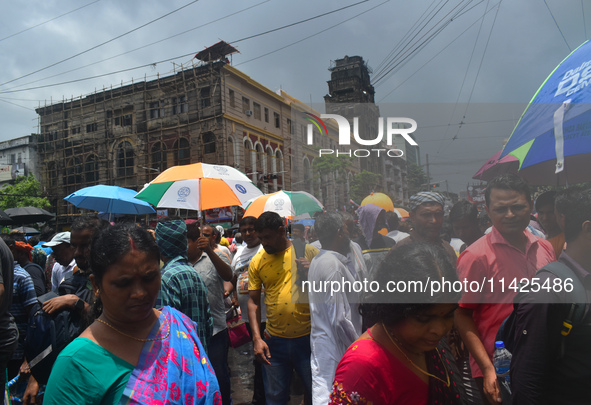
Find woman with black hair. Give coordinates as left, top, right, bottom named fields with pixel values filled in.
left=330, top=243, right=462, bottom=405
left=44, top=223, right=221, bottom=404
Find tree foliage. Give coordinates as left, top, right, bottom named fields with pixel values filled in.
left=0, top=174, right=51, bottom=211
left=312, top=154, right=353, bottom=177
left=350, top=170, right=382, bottom=203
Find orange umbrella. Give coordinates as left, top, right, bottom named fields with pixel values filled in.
left=361, top=192, right=395, bottom=212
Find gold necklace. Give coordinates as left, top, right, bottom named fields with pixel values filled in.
left=381, top=323, right=450, bottom=387
left=96, top=314, right=170, bottom=342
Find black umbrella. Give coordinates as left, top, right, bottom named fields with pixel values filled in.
left=0, top=209, right=13, bottom=225
left=12, top=226, right=41, bottom=236
left=5, top=207, right=55, bottom=225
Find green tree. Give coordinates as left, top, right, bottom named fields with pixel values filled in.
left=312, top=154, right=353, bottom=177
left=0, top=174, right=51, bottom=210
left=350, top=170, right=382, bottom=203
left=407, top=162, right=428, bottom=196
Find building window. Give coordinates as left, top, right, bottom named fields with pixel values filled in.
left=174, top=138, right=190, bottom=166
left=242, top=97, right=250, bottom=112
left=86, top=122, right=98, bottom=132
left=65, top=157, right=83, bottom=194
left=173, top=96, right=188, bottom=114
left=149, top=101, right=164, bottom=119
left=202, top=132, right=216, bottom=154
left=84, top=155, right=99, bottom=184
left=264, top=107, right=269, bottom=123
left=229, top=89, right=235, bottom=107
left=201, top=87, right=211, bottom=108
left=274, top=112, right=280, bottom=128
left=71, top=126, right=81, bottom=135
left=287, top=118, right=294, bottom=134
left=253, top=103, right=261, bottom=120
left=117, top=141, right=134, bottom=177
left=151, top=142, right=167, bottom=173
left=47, top=162, right=58, bottom=188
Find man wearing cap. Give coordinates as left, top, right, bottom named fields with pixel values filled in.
left=43, top=232, right=76, bottom=293
left=394, top=191, right=456, bottom=263
left=155, top=218, right=213, bottom=353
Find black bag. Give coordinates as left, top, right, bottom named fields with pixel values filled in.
left=24, top=292, right=84, bottom=385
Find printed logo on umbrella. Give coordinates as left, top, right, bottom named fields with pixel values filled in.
left=235, top=184, right=247, bottom=194
left=177, top=187, right=191, bottom=202
left=213, top=166, right=229, bottom=175
left=274, top=199, right=285, bottom=210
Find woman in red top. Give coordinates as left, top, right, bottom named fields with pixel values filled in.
left=330, top=243, right=462, bottom=405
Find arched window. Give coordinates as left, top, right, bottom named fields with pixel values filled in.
left=266, top=146, right=273, bottom=175
left=66, top=157, right=83, bottom=194
left=117, top=141, right=134, bottom=177
left=47, top=162, right=58, bottom=188
left=151, top=142, right=167, bottom=172
left=202, top=132, right=216, bottom=155
left=84, top=155, right=99, bottom=184
left=173, top=138, right=190, bottom=166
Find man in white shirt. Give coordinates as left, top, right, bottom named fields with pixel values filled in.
left=308, top=212, right=367, bottom=405
left=42, top=232, right=76, bottom=293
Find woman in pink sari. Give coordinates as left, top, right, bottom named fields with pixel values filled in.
left=330, top=243, right=463, bottom=405
left=44, top=224, right=220, bottom=404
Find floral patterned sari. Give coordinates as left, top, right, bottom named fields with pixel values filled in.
left=119, top=306, right=221, bottom=405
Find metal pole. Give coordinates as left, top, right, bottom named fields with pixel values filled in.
left=426, top=154, right=430, bottom=190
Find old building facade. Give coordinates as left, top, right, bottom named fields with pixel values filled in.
left=35, top=49, right=372, bottom=224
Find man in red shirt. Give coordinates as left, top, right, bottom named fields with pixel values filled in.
left=455, top=174, right=555, bottom=404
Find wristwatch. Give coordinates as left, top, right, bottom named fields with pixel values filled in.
left=74, top=298, right=85, bottom=312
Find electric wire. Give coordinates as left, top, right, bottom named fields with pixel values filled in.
left=376, top=1, right=501, bottom=102
left=372, top=0, right=474, bottom=85
left=0, top=0, right=201, bottom=88
left=439, top=0, right=500, bottom=153
left=3, top=0, right=272, bottom=92
left=544, top=0, right=572, bottom=51
left=0, top=0, right=101, bottom=43
left=231, top=0, right=369, bottom=43
left=1, top=0, right=375, bottom=95
left=373, top=0, right=444, bottom=74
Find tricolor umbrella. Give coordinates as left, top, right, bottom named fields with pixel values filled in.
left=243, top=191, right=324, bottom=219
left=501, top=39, right=591, bottom=186
left=135, top=163, right=263, bottom=211
left=64, top=185, right=156, bottom=219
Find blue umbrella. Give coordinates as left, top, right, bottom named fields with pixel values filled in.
left=294, top=218, right=315, bottom=226
left=501, top=40, right=591, bottom=185
left=64, top=185, right=156, bottom=218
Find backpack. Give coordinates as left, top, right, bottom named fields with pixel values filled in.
left=24, top=293, right=84, bottom=385
left=495, top=261, right=587, bottom=403
left=496, top=261, right=587, bottom=354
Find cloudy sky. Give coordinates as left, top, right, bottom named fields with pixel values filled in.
left=0, top=0, right=586, bottom=192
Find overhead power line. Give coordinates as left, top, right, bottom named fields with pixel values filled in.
left=0, top=1, right=383, bottom=95
left=0, top=0, right=201, bottom=88
left=0, top=0, right=102, bottom=43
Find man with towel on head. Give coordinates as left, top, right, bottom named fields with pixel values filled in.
left=394, top=191, right=457, bottom=263
left=155, top=218, right=213, bottom=353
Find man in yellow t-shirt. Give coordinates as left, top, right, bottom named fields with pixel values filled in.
left=248, top=212, right=319, bottom=405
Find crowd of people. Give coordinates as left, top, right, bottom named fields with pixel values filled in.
left=0, top=172, right=589, bottom=404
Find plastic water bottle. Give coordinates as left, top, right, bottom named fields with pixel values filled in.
left=493, top=341, right=512, bottom=394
